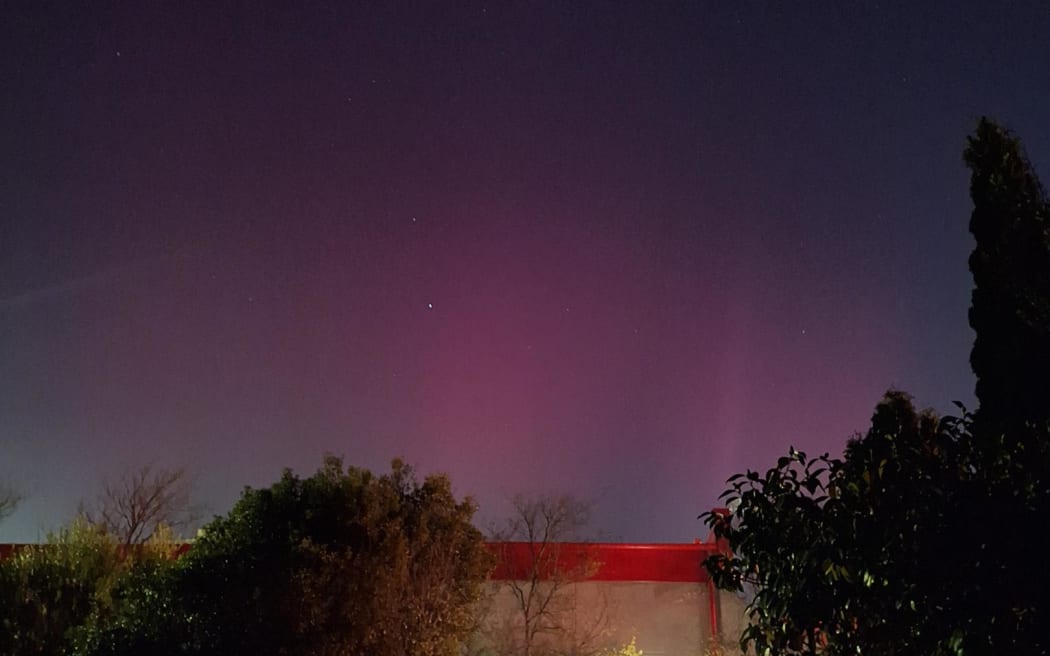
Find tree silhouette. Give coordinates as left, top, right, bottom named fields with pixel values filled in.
left=965, top=117, right=1050, bottom=436
left=81, top=465, right=199, bottom=545
left=0, top=484, right=19, bottom=524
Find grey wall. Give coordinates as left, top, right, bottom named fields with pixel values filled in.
left=469, top=580, right=747, bottom=656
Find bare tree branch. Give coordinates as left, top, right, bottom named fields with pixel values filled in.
left=485, top=494, right=608, bottom=656
left=0, top=483, right=21, bottom=523
left=81, top=464, right=200, bottom=545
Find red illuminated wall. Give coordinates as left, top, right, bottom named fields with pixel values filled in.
left=486, top=541, right=719, bottom=582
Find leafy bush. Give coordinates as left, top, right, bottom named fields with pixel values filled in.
left=0, top=519, right=123, bottom=655
left=605, top=637, right=644, bottom=656
left=3, top=457, right=492, bottom=656
left=175, top=456, right=493, bottom=655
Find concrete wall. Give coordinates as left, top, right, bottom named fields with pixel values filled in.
left=469, top=579, right=747, bottom=656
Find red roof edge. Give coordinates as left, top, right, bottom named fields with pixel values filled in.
left=486, top=541, right=719, bottom=583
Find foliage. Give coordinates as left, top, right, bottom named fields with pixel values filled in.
left=955, top=418, right=1050, bottom=653
left=0, top=519, right=125, bottom=655
left=81, top=464, right=199, bottom=545
left=702, top=393, right=937, bottom=655
left=67, top=553, right=183, bottom=656
left=12, top=457, right=489, bottom=656
left=702, top=442, right=843, bottom=656
left=604, top=637, right=643, bottom=656
left=965, top=117, right=1050, bottom=435
left=0, top=518, right=183, bottom=656
left=701, top=119, right=1050, bottom=656
left=64, top=526, right=185, bottom=656
left=962, top=123, right=1050, bottom=651
left=703, top=389, right=1050, bottom=656
left=111, top=455, right=495, bottom=656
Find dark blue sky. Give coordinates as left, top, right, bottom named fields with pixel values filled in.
left=2, top=1, right=1049, bottom=542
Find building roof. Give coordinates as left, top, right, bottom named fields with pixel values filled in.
left=486, top=541, right=719, bottom=583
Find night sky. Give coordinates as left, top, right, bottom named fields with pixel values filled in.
left=3, top=2, right=1049, bottom=542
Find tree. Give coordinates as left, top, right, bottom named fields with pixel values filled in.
left=0, top=458, right=492, bottom=656
left=965, top=117, right=1050, bottom=436
left=106, top=455, right=493, bottom=656
left=703, top=389, right=1050, bottom=656
left=67, top=544, right=183, bottom=656
left=0, top=483, right=20, bottom=524
left=0, top=519, right=124, bottom=655
left=700, top=120, right=1050, bottom=656
left=702, top=392, right=971, bottom=656
left=0, top=517, right=184, bottom=656
left=482, top=494, right=609, bottom=656
left=81, top=465, right=199, bottom=545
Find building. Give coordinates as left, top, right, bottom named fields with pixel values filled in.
left=0, top=535, right=746, bottom=655
left=475, top=540, right=746, bottom=656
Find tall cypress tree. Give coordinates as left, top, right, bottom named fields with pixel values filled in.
left=964, top=118, right=1050, bottom=436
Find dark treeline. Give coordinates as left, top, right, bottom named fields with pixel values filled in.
left=704, top=118, right=1050, bottom=656
left=0, top=457, right=492, bottom=656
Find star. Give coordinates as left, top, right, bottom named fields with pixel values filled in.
left=427, top=303, right=433, bottom=309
